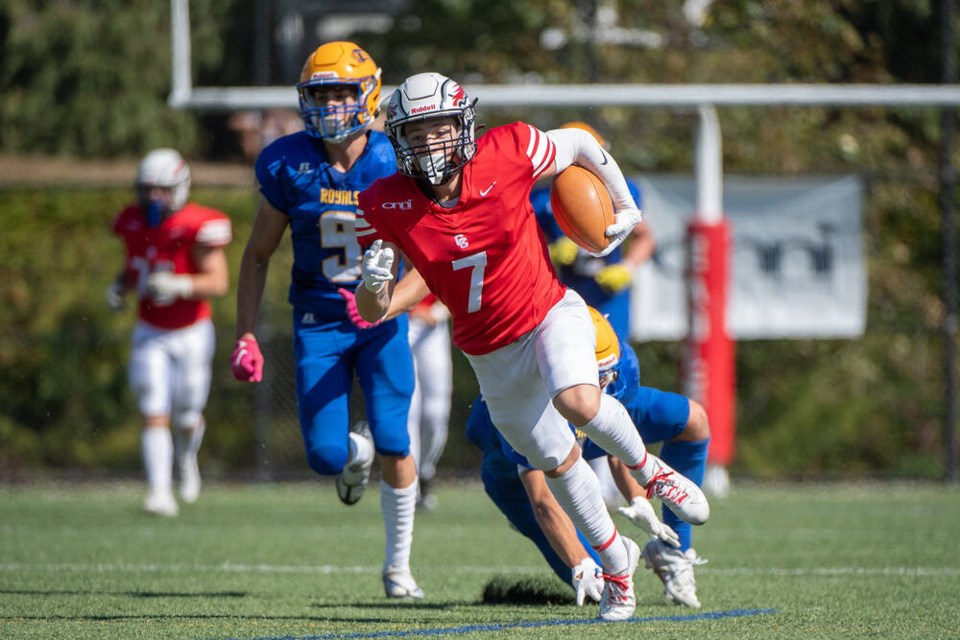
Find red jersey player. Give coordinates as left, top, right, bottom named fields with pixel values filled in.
left=109, top=148, right=232, bottom=517
left=355, top=73, right=709, bottom=621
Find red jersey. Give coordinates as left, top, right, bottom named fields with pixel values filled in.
left=112, top=202, right=232, bottom=330
left=357, top=122, right=565, bottom=355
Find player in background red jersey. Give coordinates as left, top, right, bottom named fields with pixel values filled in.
left=354, top=72, right=709, bottom=621
left=108, top=148, right=232, bottom=517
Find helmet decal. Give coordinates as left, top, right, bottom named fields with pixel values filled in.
left=352, top=47, right=370, bottom=64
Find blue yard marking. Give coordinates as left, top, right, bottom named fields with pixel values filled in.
left=238, top=607, right=777, bottom=640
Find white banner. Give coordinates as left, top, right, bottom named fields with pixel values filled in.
left=631, top=174, right=866, bottom=341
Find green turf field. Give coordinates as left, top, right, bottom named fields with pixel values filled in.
left=1, top=480, right=958, bottom=639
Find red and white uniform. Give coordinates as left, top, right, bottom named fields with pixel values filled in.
left=359, top=123, right=600, bottom=470
left=112, top=203, right=232, bottom=330
left=357, top=123, right=566, bottom=356
left=112, top=203, right=231, bottom=422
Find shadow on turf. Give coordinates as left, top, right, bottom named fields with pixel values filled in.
left=302, top=574, right=575, bottom=612
left=480, top=574, right=576, bottom=606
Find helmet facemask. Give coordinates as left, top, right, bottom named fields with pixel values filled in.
left=298, top=77, right=379, bottom=142
left=598, top=354, right=621, bottom=391
left=137, top=185, right=188, bottom=227
left=395, top=118, right=476, bottom=185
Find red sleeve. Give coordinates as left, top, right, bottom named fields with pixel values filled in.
left=498, top=122, right=557, bottom=182
left=180, top=204, right=232, bottom=247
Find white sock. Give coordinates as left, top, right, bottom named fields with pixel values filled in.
left=348, top=431, right=375, bottom=468
left=544, top=456, right=629, bottom=575
left=380, top=478, right=418, bottom=572
left=580, top=394, right=648, bottom=467
left=142, top=427, right=173, bottom=496
left=173, top=418, right=205, bottom=465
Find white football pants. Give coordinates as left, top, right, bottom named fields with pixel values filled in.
left=407, top=315, right=452, bottom=483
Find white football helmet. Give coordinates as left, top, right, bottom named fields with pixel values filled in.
left=136, top=148, right=190, bottom=226
left=385, top=72, right=477, bottom=185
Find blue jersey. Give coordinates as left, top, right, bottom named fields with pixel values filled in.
left=256, top=130, right=398, bottom=322
left=531, top=179, right=642, bottom=338
left=254, top=130, right=414, bottom=475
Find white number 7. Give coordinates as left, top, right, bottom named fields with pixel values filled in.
left=452, top=251, right=487, bottom=313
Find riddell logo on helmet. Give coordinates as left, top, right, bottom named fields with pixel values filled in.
left=410, top=105, right=438, bottom=114
left=310, top=72, right=338, bottom=80
left=597, top=354, right=618, bottom=370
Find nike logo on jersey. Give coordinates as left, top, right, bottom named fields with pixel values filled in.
left=599, top=151, right=609, bottom=166
left=480, top=181, right=497, bottom=197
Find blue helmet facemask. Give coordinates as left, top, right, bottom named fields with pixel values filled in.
left=145, top=199, right=165, bottom=228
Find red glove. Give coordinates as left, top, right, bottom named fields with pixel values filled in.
left=231, top=337, right=264, bottom=382
left=338, top=288, right=381, bottom=329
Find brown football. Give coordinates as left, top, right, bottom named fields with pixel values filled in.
left=549, top=165, right=615, bottom=253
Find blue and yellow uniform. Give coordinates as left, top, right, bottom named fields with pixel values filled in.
left=256, top=130, right=414, bottom=474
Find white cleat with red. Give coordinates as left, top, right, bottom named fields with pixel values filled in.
left=598, top=536, right=640, bottom=622
left=637, top=455, right=710, bottom=526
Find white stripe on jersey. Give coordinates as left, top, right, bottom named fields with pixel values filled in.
left=354, top=212, right=378, bottom=238
left=196, top=219, right=232, bottom=246
left=525, top=125, right=555, bottom=179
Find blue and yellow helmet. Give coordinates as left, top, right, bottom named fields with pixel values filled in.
left=297, top=41, right=382, bottom=142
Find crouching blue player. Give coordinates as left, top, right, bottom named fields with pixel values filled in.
left=466, top=307, right=710, bottom=608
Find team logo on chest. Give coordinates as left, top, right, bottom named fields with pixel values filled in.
left=454, top=233, right=469, bottom=249
left=382, top=199, right=412, bottom=210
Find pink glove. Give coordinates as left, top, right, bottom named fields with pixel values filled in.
left=231, top=337, right=263, bottom=382
left=338, top=287, right=381, bottom=329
